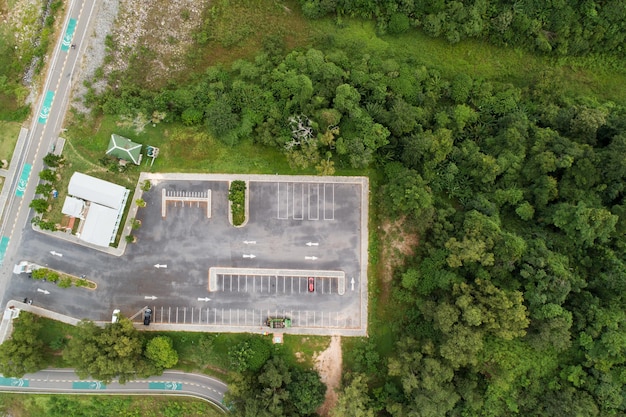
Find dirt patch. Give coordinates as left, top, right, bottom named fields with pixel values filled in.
left=105, top=0, right=204, bottom=87
left=378, top=216, right=419, bottom=301
left=314, top=335, right=342, bottom=417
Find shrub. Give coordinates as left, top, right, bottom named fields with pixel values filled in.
left=47, top=272, right=60, bottom=283
left=388, top=13, right=410, bottom=35
left=58, top=277, right=72, bottom=288
left=229, top=181, right=246, bottom=226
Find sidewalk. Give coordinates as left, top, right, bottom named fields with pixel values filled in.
left=0, top=128, right=29, bottom=224
left=0, top=299, right=81, bottom=344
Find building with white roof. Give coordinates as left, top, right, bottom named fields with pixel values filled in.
left=61, top=173, right=130, bottom=247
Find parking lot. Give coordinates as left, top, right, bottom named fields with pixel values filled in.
left=9, top=174, right=369, bottom=336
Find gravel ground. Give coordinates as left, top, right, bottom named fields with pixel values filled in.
left=71, top=0, right=120, bottom=114
left=71, top=0, right=204, bottom=114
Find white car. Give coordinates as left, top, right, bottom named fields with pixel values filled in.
left=111, top=309, right=120, bottom=323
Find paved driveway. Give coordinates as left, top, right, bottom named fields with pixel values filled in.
left=4, top=174, right=369, bottom=336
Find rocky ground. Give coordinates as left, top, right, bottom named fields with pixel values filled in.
left=72, top=0, right=204, bottom=113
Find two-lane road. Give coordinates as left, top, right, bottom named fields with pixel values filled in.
left=0, top=369, right=228, bottom=411
left=0, top=0, right=97, bottom=295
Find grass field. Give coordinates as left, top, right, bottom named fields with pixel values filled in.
left=0, top=121, right=21, bottom=163
left=318, top=19, right=626, bottom=104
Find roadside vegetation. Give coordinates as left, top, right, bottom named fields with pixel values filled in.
left=0, top=0, right=65, bottom=122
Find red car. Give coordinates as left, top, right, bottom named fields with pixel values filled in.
left=308, top=277, right=315, bottom=292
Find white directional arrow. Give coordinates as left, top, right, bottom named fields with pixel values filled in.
left=305, top=256, right=318, bottom=260
left=37, top=288, right=50, bottom=295
left=198, top=297, right=211, bottom=302
left=49, top=251, right=63, bottom=257
left=144, top=295, right=157, bottom=300
left=243, top=240, right=256, bottom=245
left=243, top=254, right=256, bottom=259
left=306, top=242, right=319, bottom=247
left=154, top=264, right=167, bottom=269
left=351, top=277, right=355, bottom=291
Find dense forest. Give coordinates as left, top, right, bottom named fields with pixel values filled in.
left=297, top=0, right=626, bottom=57
left=92, top=27, right=626, bottom=414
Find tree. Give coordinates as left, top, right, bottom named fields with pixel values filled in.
left=38, top=169, right=56, bottom=183
left=35, top=183, right=53, bottom=196
left=29, top=198, right=49, bottom=214
left=388, top=13, right=410, bottom=35
left=43, top=153, right=64, bottom=167
left=0, top=312, right=45, bottom=377
left=145, top=336, right=178, bottom=370
left=63, top=318, right=147, bottom=383
left=332, top=373, right=375, bottom=417
left=205, top=97, right=240, bottom=140
left=288, top=369, right=326, bottom=415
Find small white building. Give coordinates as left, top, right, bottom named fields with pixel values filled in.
left=61, top=173, right=129, bottom=247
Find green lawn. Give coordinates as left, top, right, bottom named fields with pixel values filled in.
left=0, top=121, right=21, bottom=163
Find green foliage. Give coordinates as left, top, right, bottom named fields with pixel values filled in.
left=38, top=168, right=57, bottom=183
left=63, top=318, right=148, bottom=383
left=226, top=355, right=325, bottom=417
left=387, top=13, right=410, bottom=35
left=229, top=180, right=246, bottom=226
left=58, top=277, right=72, bottom=288
left=29, top=198, right=49, bottom=213
left=228, top=336, right=271, bottom=372
left=140, top=180, right=152, bottom=191
left=0, top=312, right=45, bottom=377
left=35, top=182, right=54, bottom=196
left=145, top=336, right=179, bottom=370
left=43, top=153, right=64, bottom=167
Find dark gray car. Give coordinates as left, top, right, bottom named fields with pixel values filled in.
left=143, top=308, right=152, bottom=325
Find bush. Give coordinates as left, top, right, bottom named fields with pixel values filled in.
left=388, top=13, right=410, bottom=35
left=58, top=277, right=72, bottom=288
left=229, top=180, right=246, bottom=226
left=47, top=272, right=60, bottom=283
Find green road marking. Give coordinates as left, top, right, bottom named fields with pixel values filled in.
left=61, top=18, right=77, bottom=51
left=72, top=381, right=106, bottom=390
left=149, top=382, right=182, bottom=390
left=38, top=91, right=54, bottom=124
left=0, top=377, right=29, bottom=387
left=0, top=236, right=9, bottom=266
left=15, top=163, right=32, bottom=197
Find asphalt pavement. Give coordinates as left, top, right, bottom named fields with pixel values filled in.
left=0, top=368, right=228, bottom=411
